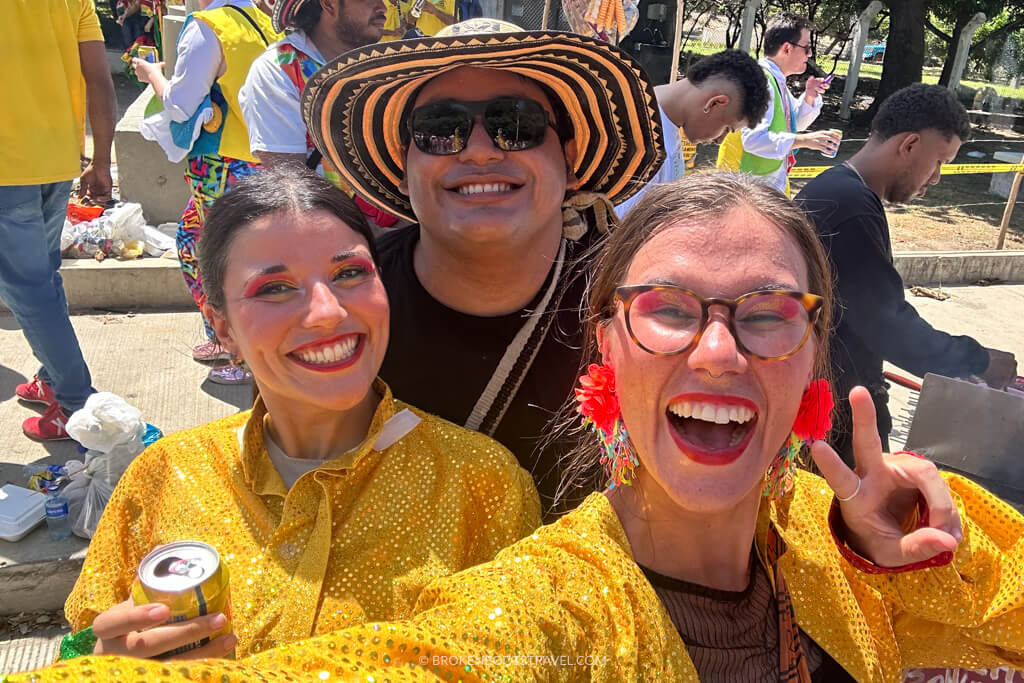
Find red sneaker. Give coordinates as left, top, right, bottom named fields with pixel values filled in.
left=23, top=403, right=72, bottom=442
left=16, top=375, right=56, bottom=407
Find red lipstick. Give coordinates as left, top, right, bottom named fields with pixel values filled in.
left=666, top=393, right=758, bottom=466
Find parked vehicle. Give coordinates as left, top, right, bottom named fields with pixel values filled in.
left=863, top=43, right=885, bottom=62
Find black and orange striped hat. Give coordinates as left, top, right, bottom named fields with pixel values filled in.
left=301, top=19, right=664, bottom=223
left=269, top=0, right=308, bottom=33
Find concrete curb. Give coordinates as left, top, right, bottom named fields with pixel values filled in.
left=894, top=250, right=1024, bottom=285
left=0, top=526, right=89, bottom=616
left=0, top=249, right=1019, bottom=316
left=0, top=258, right=193, bottom=313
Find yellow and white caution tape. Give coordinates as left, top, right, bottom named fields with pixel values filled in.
left=789, top=163, right=1024, bottom=179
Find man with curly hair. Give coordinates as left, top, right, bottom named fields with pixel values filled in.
left=617, top=49, right=770, bottom=216
left=795, top=83, right=1017, bottom=465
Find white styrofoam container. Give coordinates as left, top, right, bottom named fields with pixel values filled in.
left=0, top=484, right=46, bottom=542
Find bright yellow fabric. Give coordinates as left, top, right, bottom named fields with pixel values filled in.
left=62, top=380, right=540, bottom=658
left=0, top=0, right=103, bottom=185
left=191, top=5, right=280, bottom=162
left=715, top=129, right=743, bottom=172
left=25, top=470, right=1024, bottom=682
left=381, top=0, right=456, bottom=41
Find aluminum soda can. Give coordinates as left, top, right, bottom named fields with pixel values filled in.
left=821, top=128, right=842, bottom=159
left=131, top=541, right=233, bottom=657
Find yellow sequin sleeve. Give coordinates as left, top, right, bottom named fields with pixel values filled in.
left=844, top=473, right=1024, bottom=671
left=62, top=432, right=224, bottom=632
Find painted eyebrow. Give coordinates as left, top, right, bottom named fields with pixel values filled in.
left=249, top=251, right=364, bottom=276
left=332, top=250, right=364, bottom=263
left=641, top=277, right=796, bottom=292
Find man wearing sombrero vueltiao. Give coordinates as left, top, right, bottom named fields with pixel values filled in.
left=298, top=18, right=664, bottom=519
left=239, top=0, right=400, bottom=228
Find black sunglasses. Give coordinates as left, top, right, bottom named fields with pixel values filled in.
left=406, top=97, right=559, bottom=155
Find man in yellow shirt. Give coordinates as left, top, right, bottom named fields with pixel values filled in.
left=381, top=0, right=455, bottom=39
left=0, top=0, right=116, bottom=441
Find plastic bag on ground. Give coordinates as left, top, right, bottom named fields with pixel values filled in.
left=62, top=217, right=114, bottom=259
left=105, top=202, right=147, bottom=243
left=66, top=392, right=143, bottom=453
left=64, top=394, right=164, bottom=538
left=143, top=224, right=176, bottom=256
left=71, top=478, right=114, bottom=539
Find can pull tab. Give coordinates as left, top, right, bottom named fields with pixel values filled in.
left=373, top=409, right=422, bottom=451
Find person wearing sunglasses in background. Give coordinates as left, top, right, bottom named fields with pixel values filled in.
left=616, top=49, right=771, bottom=217
left=299, top=18, right=663, bottom=518
left=716, top=12, right=838, bottom=196
left=238, top=0, right=401, bottom=230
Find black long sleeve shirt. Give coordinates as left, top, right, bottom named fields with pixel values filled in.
left=794, top=165, right=989, bottom=402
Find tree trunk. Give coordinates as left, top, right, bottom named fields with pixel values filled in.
left=862, top=0, right=926, bottom=123
left=938, top=20, right=964, bottom=85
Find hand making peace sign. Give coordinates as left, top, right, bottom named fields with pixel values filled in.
left=810, top=386, right=963, bottom=568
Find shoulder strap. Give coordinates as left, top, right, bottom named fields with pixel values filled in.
left=224, top=4, right=270, bottom=46
left=306, top=149, right=322, bottom=170
left=465, top=238, right=567, bottom=436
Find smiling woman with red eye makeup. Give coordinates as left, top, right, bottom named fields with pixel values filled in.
left=53, top=167, right=539, bottom=664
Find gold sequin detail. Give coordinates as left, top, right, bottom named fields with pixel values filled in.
left=61, top=379, right=539, bottom=659
left=18, top=471, right=1024, bottom=682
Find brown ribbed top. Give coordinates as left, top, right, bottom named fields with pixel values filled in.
left=641, top=557, right=826, bottom=683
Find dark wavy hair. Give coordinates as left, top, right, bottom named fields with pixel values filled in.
left=291, top=0, right=323, bottom=34
left=687, top=49, right=771, bottom=128
left=199, top=166, right=378, bottom=313
left=763, top=11, right=813, bottom=56
left=872, top=83, right=972, bottom=142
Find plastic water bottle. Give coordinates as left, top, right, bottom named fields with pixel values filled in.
left=45, top=491, right=72, bottom=540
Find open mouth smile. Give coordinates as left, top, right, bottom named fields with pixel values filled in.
left=288, top=334, right=363, bottom=372
left=666, top=393, right=758, bottom=465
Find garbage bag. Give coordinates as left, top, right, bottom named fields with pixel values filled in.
left=71, top=477, right=115, bottom=539
left=105, top=202, right=148, bottom=243
left=66, top=392, right=143, bottom=454
left=62, top=217, right=115, bottom=259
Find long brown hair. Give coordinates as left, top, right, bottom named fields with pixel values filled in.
left=553, top=171, right=835, bottom=505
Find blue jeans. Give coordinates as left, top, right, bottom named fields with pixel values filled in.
left=0, top=182, right=93, bottom=412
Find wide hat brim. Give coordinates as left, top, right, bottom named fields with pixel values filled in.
left=270, top=0, right=307, bottom=33
left=302, top=29, right=664, bottom=223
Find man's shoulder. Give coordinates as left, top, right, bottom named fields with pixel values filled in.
left=795, top=166, right=882, bottom=229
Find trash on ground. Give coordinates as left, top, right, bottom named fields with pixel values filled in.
left=909, top=285, right=951, bottom=301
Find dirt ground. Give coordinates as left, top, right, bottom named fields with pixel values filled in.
left=692, top=89, right=1024, bottom=252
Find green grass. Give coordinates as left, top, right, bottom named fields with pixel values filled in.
left=678, top=40, right=1024, bottom=99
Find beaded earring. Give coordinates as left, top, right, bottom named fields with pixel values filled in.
left=763, top=379, right=834, bottom=500
left=575, top=363, right=639, bottom=489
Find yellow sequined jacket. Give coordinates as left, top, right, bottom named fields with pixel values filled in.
left=62, top=380, right=540, bottom=658
left=21, top=470, right=1024, bottom=682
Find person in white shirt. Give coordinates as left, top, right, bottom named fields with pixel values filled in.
left=717, top=12, right=839, bottom=195
left=238, top=0, right=398, bottom=228
left=131, top=0, right=278, bottom=384
left=616, top=50, right=770, bottom=218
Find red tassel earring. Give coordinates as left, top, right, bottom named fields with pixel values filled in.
left=763, top=379, right=834, bottom=500
left=575, top=363, right=638, bottom=489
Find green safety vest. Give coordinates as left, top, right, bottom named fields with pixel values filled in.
left=738, top=70, right=795, bottom=175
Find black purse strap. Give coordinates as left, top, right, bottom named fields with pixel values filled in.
left=224, top=4, right=270, bottom=46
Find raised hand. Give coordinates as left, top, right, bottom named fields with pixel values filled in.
left=810, top=386, right=962, bottom=568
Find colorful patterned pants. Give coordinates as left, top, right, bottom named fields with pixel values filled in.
left=177, top=154, right=260, bottom=340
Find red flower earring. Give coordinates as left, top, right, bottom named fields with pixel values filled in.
left=764, top=379, right=834, bottom=500
left=575, top=363, right=638, bottom=489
